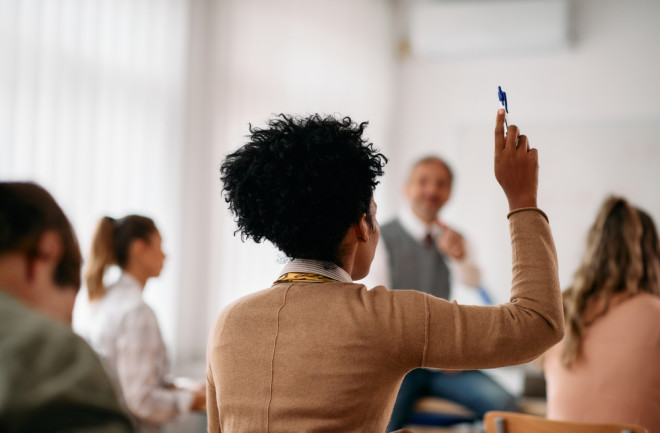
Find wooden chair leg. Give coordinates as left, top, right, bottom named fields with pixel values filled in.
left=495, top=417, right=506, bottom=433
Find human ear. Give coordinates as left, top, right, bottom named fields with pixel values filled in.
left=356, top=213, right=370, bottom=243
left=25, top=231, right=63, bottom=283
left=36, top=231, right=63, bottom=269
left=129, top=238, right=148, bottom=257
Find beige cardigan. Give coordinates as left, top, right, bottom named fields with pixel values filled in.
left=207, top=209, right=564, bottom=432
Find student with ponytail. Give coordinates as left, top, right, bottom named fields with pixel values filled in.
left=78, top=214, right=205, bottom=433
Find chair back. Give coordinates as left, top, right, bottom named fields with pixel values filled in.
left=483, top=411, right=647, bottom=433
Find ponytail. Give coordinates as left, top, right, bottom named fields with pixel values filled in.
left=84, top=214, right=158, bottom=301
left=85, top=216, right=116, bottom=301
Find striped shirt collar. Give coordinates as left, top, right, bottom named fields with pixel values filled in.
left=279, top=258, right=353, bottom=283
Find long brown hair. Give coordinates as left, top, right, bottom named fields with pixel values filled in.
left=561, top=197, right=660, bottom=367
left=85, top=215, right=157, bottom=301
left=638, top=208, right=660, bottom=294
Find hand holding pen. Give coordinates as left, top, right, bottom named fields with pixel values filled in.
left=494, top=108, right=538, bottom=212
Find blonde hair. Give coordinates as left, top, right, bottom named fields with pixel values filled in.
left=561, top=196, right=660, bottom=367
left=85, top=215, right=157, bottom=301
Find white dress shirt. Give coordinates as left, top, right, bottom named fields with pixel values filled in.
left=362, top=205, right=481, bottom=293
left=78, top=273, right=192, bottom=433
left=279, top=258, right=353, bottom=282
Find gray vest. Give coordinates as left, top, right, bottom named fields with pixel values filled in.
left=380, top=219, right=451, bottom=299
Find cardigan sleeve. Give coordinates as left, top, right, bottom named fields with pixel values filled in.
left=206, top=314, right=223, bottom=433
left=206, top=363, right=221, bottom=433
left=416, top=209, right=564, bottom=369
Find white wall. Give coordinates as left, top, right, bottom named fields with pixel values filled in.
left=173, top=0, right=397, bottom=366
left=387, top=0, right=660, bottom=303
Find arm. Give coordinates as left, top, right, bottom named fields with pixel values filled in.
left=410, top=110, right=563, bottom=369
left=422, top=209, right=563, bottom=369
left=206, top=364, right=221, bottom=432
left=115, top=305, right=194, bottom=424
left=206, top=324, right=222, bottom=433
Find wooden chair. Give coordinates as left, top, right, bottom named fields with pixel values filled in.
left=484, top=411, right=648, bottom=433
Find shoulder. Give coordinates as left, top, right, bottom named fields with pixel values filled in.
left=0, top=293, right=78, bottom=355
left=0, top=294, right=109, bottom=391
left=631, top=291, right=660, bottom=305
left=618, top=293, right=660, bottom=318
left=211, top=284, right=432, bottom=331
left=91, top=283, right=158, bottom=336
left=210, top=287, right=275, bottom=337
left=95, top=278, right=144, bottom=313
left=118, top=299, right=159, bottom=333
left=0, top=294, right=131, bottom=431
left=351, top=284, right=434, bottom=322
left=587, top=293, right=660, bottom=345
left=214, top=286, right=283, bottom=320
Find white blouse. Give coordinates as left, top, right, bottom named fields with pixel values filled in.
left=77, top=273, right=192, bottom=433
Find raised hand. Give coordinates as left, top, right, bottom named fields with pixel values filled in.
left=494, top=109, right=538, bottom=211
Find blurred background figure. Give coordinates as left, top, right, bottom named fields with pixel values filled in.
left=542, top=196, right=660, bottom=433
left=0, top=181, right=133, bottom=432
left=75, top=215, right=205, bottom=433
left=362, top=156, right=516, bottom=431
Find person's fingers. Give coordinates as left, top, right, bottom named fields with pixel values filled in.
left=494, top=109, right=506, bottom=152
left=529, top=147, right=539, bottom=162
left=517, top=135, right=528, bottom=152
left=505, top=125, right=519, bottom=150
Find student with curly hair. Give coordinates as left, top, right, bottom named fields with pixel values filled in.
left=543, top=197, right=660, bottom=432
left=0, top=182, right=133, bottom=432
left=207, top=110, right=564, bottom=432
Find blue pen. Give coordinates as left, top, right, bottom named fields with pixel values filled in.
left=498, top=86, right=509, bottom=132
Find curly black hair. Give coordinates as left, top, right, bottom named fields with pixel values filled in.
left=220, top=114, right=387, bottom=265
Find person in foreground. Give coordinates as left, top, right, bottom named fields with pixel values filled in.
left=207, top=109, right=564, bottom=432
left=77, top=215, right=205, bottom=433
left=542, top=197, right=660, bottom=433
left=0, top=182, right=133, bottom=432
